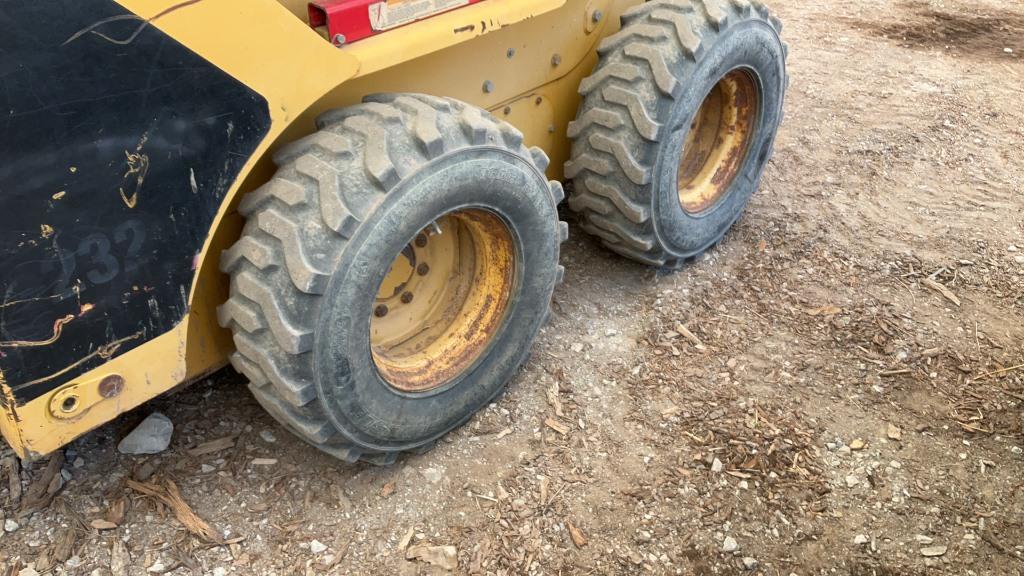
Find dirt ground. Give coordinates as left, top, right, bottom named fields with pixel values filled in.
left=1, top=0, right=1022, bottom=574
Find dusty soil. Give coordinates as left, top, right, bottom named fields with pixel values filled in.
left=1, top=0, right=1023, bottom=574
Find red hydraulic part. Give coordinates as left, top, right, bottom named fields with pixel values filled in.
left=309, top=0, right=487, bottom=46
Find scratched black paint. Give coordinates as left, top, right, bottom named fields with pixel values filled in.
left=0, top=1, right=270, bottom=402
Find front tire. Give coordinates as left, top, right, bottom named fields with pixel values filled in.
left=566, top=0, right=787, bottom=267
left=219, top=94, right=566, bottom=464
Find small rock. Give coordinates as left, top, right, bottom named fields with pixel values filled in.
left=849, top=438, right=866, bottom=451
left=570, top=342, right=585, bottom=353
left=741, top=557, right=758, bottom=570
left=211, top=569, right=227, bottom=576
left=422, top=467, right=444, bottom=484
left=73, top=457, right=85, bottom=469
left=886, top=423, right=902, bottom=441
left=1009, top=244, right=1019, bottom=252
left=259, top=430, right=277, bottom=443
left=636, top=530, right=653, bottom=543
left=201, top=464, right=216, bottom=473
left=711, top=458, right=724, bottom=473
left=1005, top=47, right=1014, bottom=54
left=17, top=568, right=39, bottom=576
left=4, top=519, right=19, bottom=532
left=309, top=540, right=328, bottom=554
left=921, top=545, right=947, bottom=557
left=915, top=535, right=934, bottom=544
left=838, top=445, right=852, bottom=456
left=1012, top=446, right=1023, bottom=455
left=118, top=413, right=173, bottom=455
left=1015, top=255, right=1024, bottom=264
left=147, top=560, right=167, bottom=573
left=845, top=475, right=860, bottom=488
left=854, top=534, right=870, bottom=545
left=722, top=536, right=739, bottom=552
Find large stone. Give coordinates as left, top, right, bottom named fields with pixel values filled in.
left=118, top=413, right=173, bottom=455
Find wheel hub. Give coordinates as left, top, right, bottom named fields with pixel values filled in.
left=677, top=69, right=760, bottom=213
left=370, top=209, right=516, bottom=393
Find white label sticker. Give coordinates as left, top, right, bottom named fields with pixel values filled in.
left=368, top=0, right=471, bottom=31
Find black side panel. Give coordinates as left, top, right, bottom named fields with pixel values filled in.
left=0, top=1, right=271, bottom=403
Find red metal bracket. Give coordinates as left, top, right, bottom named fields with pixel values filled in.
left=309, top=0, right=485, bottom=46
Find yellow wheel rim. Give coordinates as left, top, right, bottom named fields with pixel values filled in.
left=370, top=209, right=516, bottom=393
left=677, top=69, right=760, bottom=213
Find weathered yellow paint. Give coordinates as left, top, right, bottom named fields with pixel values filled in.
left=371, top=210, right=516, bottom=392
left=1, top=0, right=639, bottom=458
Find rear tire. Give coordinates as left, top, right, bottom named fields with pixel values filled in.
left=566, top=0, right=787, bottom=267
left=219, top=94, right=566, bottom=464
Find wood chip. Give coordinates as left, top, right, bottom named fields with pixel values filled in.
left=546, top=381, right=564, bottom=417
left=109, top=539, right=130, bottom=576
left=51, top=528, right=76, bottom=563
left=806, top=305, right=842, bottom=316
left=127, top=478, right=222, bottom=543
left=849, top=439, right=866, bottom=451
left=380, top=481, right=396, bottom=498
left=187, top=436, right=236, bottom=457
left=251, top=458, right=277, bottom=466
left=406, top=544, right=458, bottom=571
left=539, top=476, right=550, bottom=507
left=675, top=323, right=704, bottom=347
left=19, top=451, right=64, bottom=514
left=105, top=496, right=127, bottom=526
left=90, top=519, right=118, bottom=531
left=397, top=526, right=415, bottom=553
left=568, top=521, right=588, bottom=548
left=922, top=278, right=960, bottom=307
left=544, top=418, right=570, bottom=436
left=3, top=456, right=21, bottom=507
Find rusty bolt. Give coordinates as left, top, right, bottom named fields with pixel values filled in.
left=417, top=263, right=430, bottom=276
left=401, top=292, right=414, bottom=304
left=98, top=374, right=125, bottom=398
left=374, top=305, right=389, bottom=318
left=415, top=233, right=428, bottom=248
left=503, top=106, right=512, bottom=116
left=535, top=96, right=543, bottom=105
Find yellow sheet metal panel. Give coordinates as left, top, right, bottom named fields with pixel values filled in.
left=2, top=0, right=639, bottom=458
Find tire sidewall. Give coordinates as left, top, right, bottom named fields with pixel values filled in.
left=314, top=147, right=558, bottom=451
left=653, top=19, right=786, bottom=257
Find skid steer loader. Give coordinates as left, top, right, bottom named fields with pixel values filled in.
left=0, top=0, right=786, bottom=463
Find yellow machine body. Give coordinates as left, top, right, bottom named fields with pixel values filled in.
left=0, top=0, right=638, bottom=458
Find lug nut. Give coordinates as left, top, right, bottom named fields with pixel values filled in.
left=374, top=305, right=389, bottom=318
left=417, top=263, right=430, bottom=276
left=401, top=292, right=414, bottom=304
left=415, top=233, right=428, bottom=248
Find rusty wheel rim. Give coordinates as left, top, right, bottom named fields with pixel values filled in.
left=677, top=69, right=760, bottom=213
left=370, top=209, right=516, bottom=393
